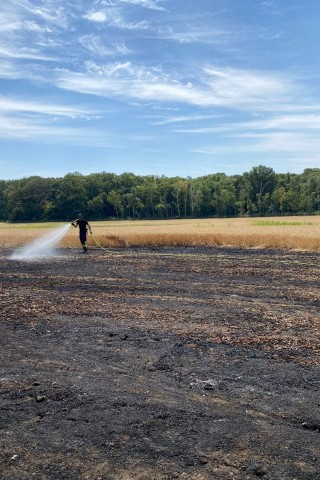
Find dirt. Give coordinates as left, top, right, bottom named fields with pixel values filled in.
left=0, top=245, right=319, bottom=480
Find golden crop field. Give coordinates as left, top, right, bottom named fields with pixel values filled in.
left=1, top=216, right=320, bottom=251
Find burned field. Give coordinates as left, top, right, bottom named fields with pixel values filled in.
left=0, top=246, right=319, bottom=480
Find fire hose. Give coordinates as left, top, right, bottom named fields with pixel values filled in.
left=89, top=231, right=113, bottom=252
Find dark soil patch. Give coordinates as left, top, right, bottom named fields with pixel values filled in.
left=0, top=246, right=319, bottom=479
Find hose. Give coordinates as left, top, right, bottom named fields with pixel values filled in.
left=89, top=231, right=113, bottom=252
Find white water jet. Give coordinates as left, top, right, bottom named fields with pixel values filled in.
left=10, top=224, right=71, bottom=261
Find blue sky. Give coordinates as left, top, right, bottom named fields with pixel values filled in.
left=1, top=0, right=320, bottom=180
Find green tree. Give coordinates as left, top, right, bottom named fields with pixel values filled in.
left=299, top=169, right=320, bottom=213
left=107, top=190, right=124, bottom=218
left=245, top=165, right=276, bottom=215
left=6, top=176, right=55, bottom=221
left=124, top=191, right=144, bottom=218
left=271, top=186, right=287, bottom=214
left=50, top=173, right=88, bottom=220
left=87, top=194, right=106, bottom=218
left=3, top=166, right=320, bottom=222
left=0, top=180, right=9, bottom=220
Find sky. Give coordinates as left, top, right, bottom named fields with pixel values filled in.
left=1, top=0, right=320, bottom=180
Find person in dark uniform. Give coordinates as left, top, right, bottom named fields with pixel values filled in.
left=71, top=213, right=92, bottom=252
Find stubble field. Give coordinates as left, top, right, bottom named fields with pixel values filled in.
left=0, top=218, right=319, bottom=479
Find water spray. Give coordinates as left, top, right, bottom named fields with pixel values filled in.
left=10, top=224, right=71, bottom=261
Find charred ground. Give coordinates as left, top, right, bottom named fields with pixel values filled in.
left=0, top=246, right=319, bottom=479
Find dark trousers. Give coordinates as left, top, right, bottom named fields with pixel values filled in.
left=79, top=232, right=87, bottom=246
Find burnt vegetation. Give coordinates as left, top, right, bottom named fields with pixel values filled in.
left=0, top=245, right=319, bottom=479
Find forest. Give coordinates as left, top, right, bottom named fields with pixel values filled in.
left=1, top=165, right=320, bottom=222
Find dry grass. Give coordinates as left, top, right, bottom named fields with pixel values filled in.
left=79, top=216, right=320, bottom=251
left=1, top=216, right=320, bottom=251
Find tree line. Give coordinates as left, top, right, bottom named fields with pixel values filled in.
left=1, top=165, right=320, bottom=222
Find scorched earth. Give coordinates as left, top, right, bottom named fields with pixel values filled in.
left=0, top=246, right=319, bottom=479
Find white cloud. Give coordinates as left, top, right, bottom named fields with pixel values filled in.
left=83, top=8, right=149, bottom=29
left=237, top=132, right=320, bottom=155
left=0, top=19, right=47, bottom=34
left=0, top=60, right=21, bottom=79
left=55, top=62, right=296, bottom=113
left=0, top=115, right=68, bottom=139
left=0, top=0, right=319, bottom=176
left=119, top=0, right=166, bottom=11
left=151, top=114, right=219, bottom=125
left=0, top=96, right=118, bottom=147
left=203, top=66, right=290, bottom=107
left=157, top=26, right=230, bottom=45
left=83, top=11, right=108, bottom=23
left=0, top=114, right=118, bottom=147
left=1, top=0, right=70, bottom=30
left=177, top=113, right=320, bottom=135
left=0, top=45, right=56, bottom=61
left=0, top=96, right=99, bottom=119
left=56, top=65, right=213, bottom=105
left=192, top=131, right=320, bottom=167
left=79, top=35, right=132, bottom=56
left=261, top=1, right=275, bottom=6
left=0, top=1, right=71, bottom=67
left=240, top=114, right=320, bottom=131
left=94, top=0, right=166, bottom=8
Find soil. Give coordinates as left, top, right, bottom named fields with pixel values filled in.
left=0, top=245, right=319, bottom=480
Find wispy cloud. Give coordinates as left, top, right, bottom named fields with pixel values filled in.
left=203, top=66, right=291, bottom=108
left=234, top=132, right=320, bottom=152
left=0, top=108, right=121, bottom=148
left=0, top=59, right=53, bottom=82
left=0, top=115, right=74, bottom=140
left=192, top=130, right=320, bottom=169
left=56, top=65, right=209, bottom=105
left=235, top=114, right=320, bottom=133
left=176, top=113, right=320, bottom=135
left=0, top=1, right=71, bottom=32
left=83, top=8, right=149, bottom=29
left=0, top=114, right=120, bottom=147
left=55, top=62, right=296, bottom=113
left=0, top=19, right=46, bottom=34
left=0, top=96, right=99, bottom=118
left=83, top=10, right=108, bottom=23
left=79, top=35, right=132, bottom=57
left=151, top=114, right=219, bottom=125
left=119, top=0, right=166, bottom=10
left=0, top=94, right=111, bottom=144
left=0, top=0, right=319, bottom=177
left=0, top=45, right=57, bottom=61
left=93, top=0, right=166, bottom=9
left=157, top=25, right=230, bottom=45
left=0, top=1, right=70, bottom=65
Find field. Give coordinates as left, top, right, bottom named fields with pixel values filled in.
left=0, top=218, right=319, bottom=479
left=1, top=215, right=320, bottom=250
